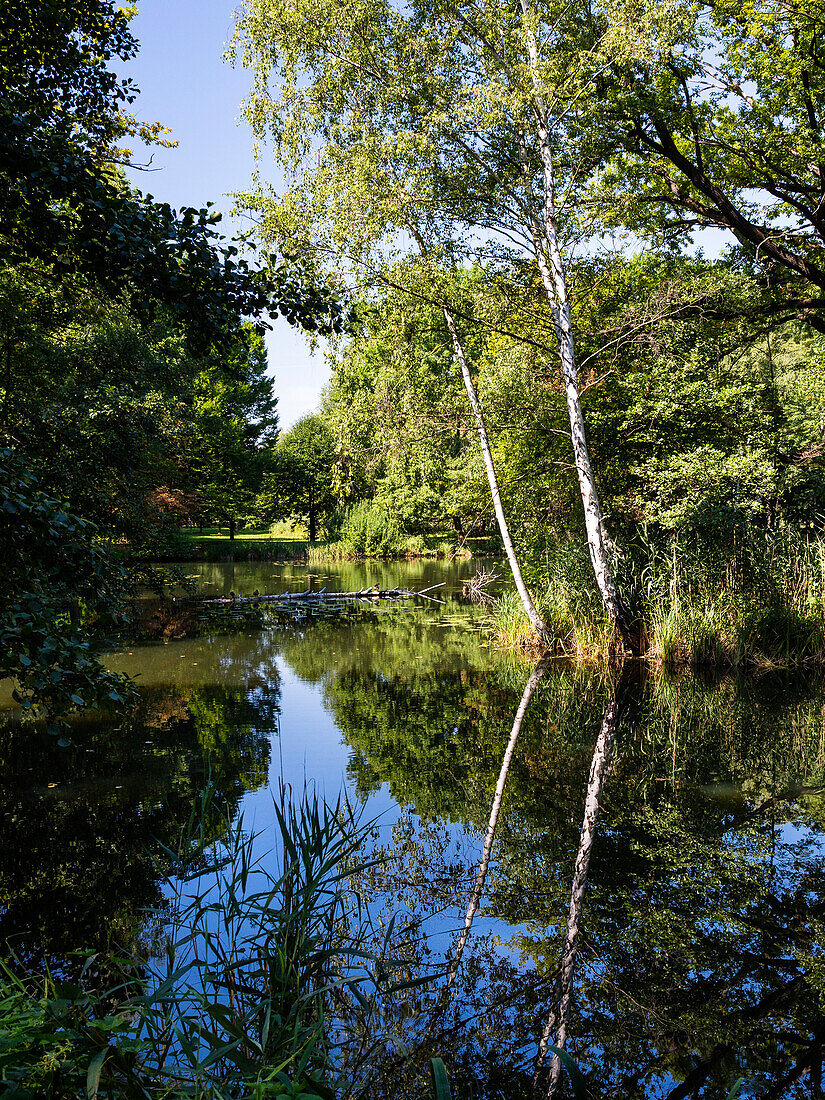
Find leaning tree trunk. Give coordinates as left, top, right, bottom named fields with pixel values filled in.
left=444, top=310, right=551, bottom=645
left=518, top=0, right=633, bottom=653
left=308, top=486, right=316, bottom=543
left=446, top=659, right=548, bottom=991
left=534, top=674, right=630, bottom=1097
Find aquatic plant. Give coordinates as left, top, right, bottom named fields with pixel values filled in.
left=0, top=786, right=425, bottom=1098
left=492, top=523, right=825, bottom=668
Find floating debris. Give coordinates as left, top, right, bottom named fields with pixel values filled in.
left=199, top=582, right=446, bottom=610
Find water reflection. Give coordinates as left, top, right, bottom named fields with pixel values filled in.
left=338, top=662, right=825, bottom=1098
left=448, top=661, right=549, bottom=992
left=0, top=676, right=277, bottom=972
left=167, top=556, right=494, bottom=600
left=536, top=671, right=630, bottom=1097
left=2, top=561, right=825, bottom=1096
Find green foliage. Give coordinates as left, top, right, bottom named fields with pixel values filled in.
left=323, top=271, right=489, bottom=538
left=256, top=416, right=339, bottom=542
left=0, top=0, right=346, bottom=590
left=0, top=449, right=135, bottom=736
left=337, top=500, right=404, bottom=558
left=429, top=1058, right=452, bottom=1100
left=0, top=788, right=421, bottom=1099
left=0, top=953, right=148, bottom=1100
left=321, top=251, right=825, bottom=571
left=180, top=325, right=280, bottom=536
left=0, top=2, right=344, bottom=349
left=589, top=0, right=825, bottom=329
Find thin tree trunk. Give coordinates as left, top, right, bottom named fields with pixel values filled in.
left=534, top=676, right=629, bottom=1097
left=308, top=486, right=316, bottom=542
left=518, top=0, right=632, bottom=652
left=444, top=309, right=551, bottom=645
left=447, top=659, right=548, bottom=991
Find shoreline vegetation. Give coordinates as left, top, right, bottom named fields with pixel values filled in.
left=154, top=525, right=480, bottom=564
left=132, top=518, right=825, bottom=673
left=490, top=526, right=825, bottom=672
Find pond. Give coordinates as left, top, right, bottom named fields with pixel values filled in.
left=1, top=558, right=824, bottom=1097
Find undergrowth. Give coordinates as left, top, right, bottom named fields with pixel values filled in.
left=492, top=524, right=825, bottom=669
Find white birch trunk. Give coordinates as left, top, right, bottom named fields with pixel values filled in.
left=534, top=684, right=626, bottom=1096
left=518, top=0, right=631, bottom=651
left=446, top=659, right=548, bottom=991
left=444, top=309, right=551, bottom=644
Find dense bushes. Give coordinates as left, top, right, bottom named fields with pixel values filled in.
left=334, top=500, right=406, bottom=558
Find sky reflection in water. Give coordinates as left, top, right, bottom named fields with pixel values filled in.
left=1, top=558, right=824, bottom=1098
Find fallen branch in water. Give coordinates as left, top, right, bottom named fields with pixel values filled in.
left=462, top=566, right=501, bottom=604
left=198, top=582, right=447, bottom=608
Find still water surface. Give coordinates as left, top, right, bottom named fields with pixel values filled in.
left=2, top=558, right=825, bottom=1097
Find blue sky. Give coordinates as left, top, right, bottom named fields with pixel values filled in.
left=121, top=0, right=329, bottom=429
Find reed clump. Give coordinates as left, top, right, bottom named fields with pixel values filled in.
left=491, top=541, right=614, bottom=662
left=492, top=524, right=825, bottom=670
left=0, top=787, right=422, bottom=1099
left=645, top=525, right=825, bottom=670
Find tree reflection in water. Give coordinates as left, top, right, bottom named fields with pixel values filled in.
left=331, top=656, right=825, bottom=1099
left=5, top=593, right=825, bottom=1097
left=447, top=660, right=549, bottom=994
left=536, top=673, right=630, bottom=1097
left=0, top=673, right=277, bottom=975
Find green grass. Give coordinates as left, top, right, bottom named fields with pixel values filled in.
left=164, top=526, right=482, bottom=563
left=166, top=527, right=310, bottom=562
left=491, top=526, right=825, bottom=669
left=183, top=528, right=286, bottom=543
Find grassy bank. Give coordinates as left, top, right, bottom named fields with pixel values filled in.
left=153, top=526, right=486, bottom=563
left=307, top=533, right=473, bottom=563
left=152, top=526, right=310, bottom=562
left=491, top=527, right=825, bottom=670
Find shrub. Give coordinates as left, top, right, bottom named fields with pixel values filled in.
left=339, top=500, right=405, bottom=557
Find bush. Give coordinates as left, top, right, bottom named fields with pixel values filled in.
left=339, top=500, right=405, bottom=557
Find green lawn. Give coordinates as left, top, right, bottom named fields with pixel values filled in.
left=173, top=527, right=310, bottom=561
left=169, top=526, right=496, bottom=562
left=181, top=525, right=306, bottom=543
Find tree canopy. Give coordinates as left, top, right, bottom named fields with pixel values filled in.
left=0, top=1, right=347, bottom=722
left=256, top=415, right=339, bottom=541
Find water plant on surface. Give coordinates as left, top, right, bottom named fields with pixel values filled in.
left=0, top=787, right=427, bottom=1099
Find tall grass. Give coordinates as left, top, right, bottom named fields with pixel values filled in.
left=491, top=535, right=614, bottom=660
left=643, top=524, right=825, bottom=670
left=0, top=787, right=424, bottom=1098
left=492, top=524, right=825, bottom=669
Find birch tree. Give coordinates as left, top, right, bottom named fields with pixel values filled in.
left=231, top=0, right=640, bottom=648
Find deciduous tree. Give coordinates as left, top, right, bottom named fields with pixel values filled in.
left=232, top=0, right=638, bottom=646
left=256, top=415, right=338, bottom=542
